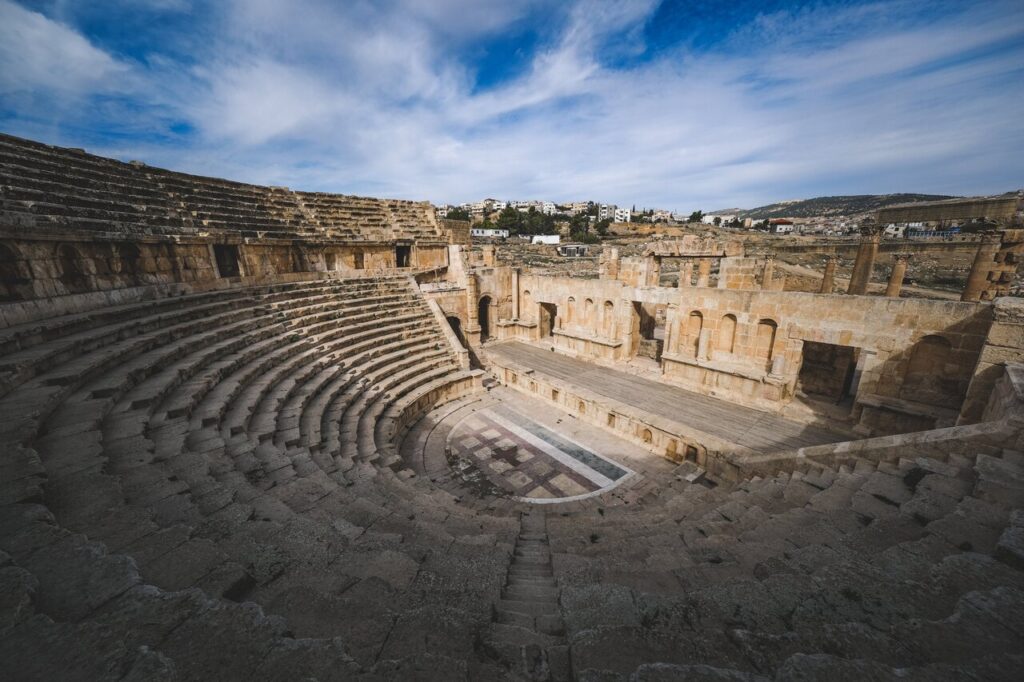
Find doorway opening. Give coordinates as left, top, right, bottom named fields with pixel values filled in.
left=446, top=316, right=465, bottom=346
left=395, top=245, right=412, bottom=268
left=540, top=302, right=558, bottom=337
left=213, top=244, right=241, bottom=278
left=478, top=295, right=492, bottom=341
left=633, top=302, right=665, bottom=361
left=797, top=341, right=859, bottom=404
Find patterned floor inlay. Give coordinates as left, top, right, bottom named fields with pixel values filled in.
left=447, top=405, right=632, bottom=502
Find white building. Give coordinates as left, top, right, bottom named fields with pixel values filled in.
left=702, top=214, right=737, bottom=225
left=491, top=200, right=508, bottom=211
left=531, top=234, right=560, bottom=245
left=471, top=228, right=509, bottom=238
left=614, top=207, right=631, bottom=223
left=542, top=202, right=557, bottom=215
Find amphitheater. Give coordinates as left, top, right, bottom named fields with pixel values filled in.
left=0, top=133, right=1022, bottom=681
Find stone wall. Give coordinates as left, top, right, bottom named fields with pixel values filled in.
left=876, top=196, right=1019, bottom=224
left=0, top=236, right=451, bottom=302
left=473, top=270, right=997, bottom=434
left=487, top=354, right=736, bottom=468
left=959, top=297, right=1024, bottom=423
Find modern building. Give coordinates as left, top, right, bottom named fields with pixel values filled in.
left=470, top=227, right=509, bottom=238
left=557, top=243, right=591, bottom=257
left=614, top=207, right=632, bottom=223
left=531, top=234, right=561, bottom=245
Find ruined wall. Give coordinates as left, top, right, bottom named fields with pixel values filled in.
left=716, top=257, right=759, bottom=290
left=877, top=197, right=1018, bottom=225
left=497, top=272, right=993, bottom=432
left=0, top=238, right=219, bottom=300
left=439, top=219, right=471, bottom=245
left=959, top=297, right=1024, bottom=424
left=0, top=236, right=453, bottom=302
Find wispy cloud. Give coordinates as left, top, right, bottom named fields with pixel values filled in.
left=0, top=0, right=1021, bottom=210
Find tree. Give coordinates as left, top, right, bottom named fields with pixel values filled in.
left=688, top=210, right=704, bottom=223
left=594, top=218, right=612, bottom=236
left=713, top=216, right=722, bottom=226
left=568, top=214, right=590, bottom=235
left=495, top=206, right=522, bottom=234
left=446, top=207, right=470, bottom=221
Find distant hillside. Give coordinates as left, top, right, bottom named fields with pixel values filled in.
left=714, top=194, right=959, bottom=220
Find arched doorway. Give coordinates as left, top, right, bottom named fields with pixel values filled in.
left=478, top=295, right=492, bottom=341
left=446, top=315, right=465, bottom=347
left=717, top=314, right=737, bottom=354
left=900, top=335, right=965, bottom=407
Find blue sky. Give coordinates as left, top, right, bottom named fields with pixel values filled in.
left=0, top=0, right=1022, bottom=211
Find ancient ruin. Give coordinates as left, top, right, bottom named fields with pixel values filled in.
left=1, top=133, right=1023, bottom=681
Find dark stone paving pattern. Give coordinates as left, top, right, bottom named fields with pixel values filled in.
left=449, top=408, right=601, bottom=499
left=490, top=341, right=845, bottom=452
left=492, top=404, right=627, bottom=481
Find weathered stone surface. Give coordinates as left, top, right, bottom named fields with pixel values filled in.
left=0, top=131, right=1022, bottom=681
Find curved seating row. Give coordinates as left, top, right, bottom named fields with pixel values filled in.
left=0, top=134, right=441, bottom=241
left=1, top=269, right=1022, bottom=679
left=0, top=274, right=521, bottom=679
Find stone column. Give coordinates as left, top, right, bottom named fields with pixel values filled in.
left=696, top=258, right=712, bottom=287
left=847, top=223, right=881, bottom=295
left=663, top=304, right=676, bottom=354
left=819, top=255, right=838, bottom=293
left=679, top=259, right=693, bottom=287
left=642, top=255, right=661, bottom=287
left=511, top=268, right=520, bottom=320
left=618, top=298, right=635, bottom=359
left=885, top=253, right=911, bottom=297
left=962, top=232, right=1002, bottom=302
left=761, top=254, right=776, bottom=290
left=465, top=273, right=480, bottom=335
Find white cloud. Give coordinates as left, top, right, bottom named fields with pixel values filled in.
left=1, top=0, right=1021, bottom=210
left=0, top=0, right=130, bottom=95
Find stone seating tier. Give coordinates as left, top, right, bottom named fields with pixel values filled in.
left=2, top=274, right=527, bottom=677
left=0, top=133, right=442, bottom=242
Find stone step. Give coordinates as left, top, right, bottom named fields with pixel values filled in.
left=503, top=585, right=559, bottom=602
left=496, top=598, right=558, bottom=616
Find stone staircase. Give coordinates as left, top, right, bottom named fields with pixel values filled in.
left=486, top=507, right=572, bottom=681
